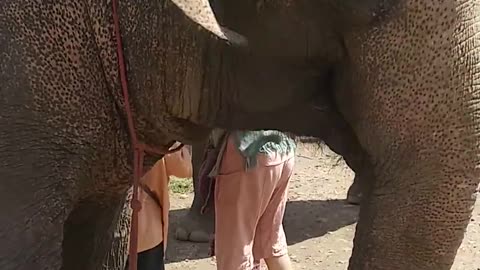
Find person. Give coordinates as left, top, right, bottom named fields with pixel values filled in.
left=211, top=130, right=296, bottom=270
left=125, top=145, right=192, bottom=270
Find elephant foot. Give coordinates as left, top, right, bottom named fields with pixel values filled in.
left=346, top=175, right=363, bottom=205
left=175, top=227, right=212, bottom=242
left=174, top=209, right=214, bottom=243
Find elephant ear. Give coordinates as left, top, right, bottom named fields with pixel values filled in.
left=170, top=0, right=248, bottom=46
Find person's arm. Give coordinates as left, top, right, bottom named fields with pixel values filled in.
left=164, top=146, right=193, bottom=179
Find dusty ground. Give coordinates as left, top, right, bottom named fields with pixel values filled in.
left=165, top=143, right=480, bottom=270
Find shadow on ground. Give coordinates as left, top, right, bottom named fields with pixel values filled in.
left=165, top=199, right=358, bottom=264
left=284, top=199, right=358, bottom=245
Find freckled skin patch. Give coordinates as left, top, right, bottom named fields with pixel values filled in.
left=215, top=0, right=480, bottom=269
left=0, top=0, right=219, bottom=269
left=338, top=1, right=480, bottom=269
left=170, top=0, right=229, bottom=40
left=1, top=0, right=480, bottom=270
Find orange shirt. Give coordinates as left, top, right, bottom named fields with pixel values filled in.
left=133, top=146, right=192, bottom=253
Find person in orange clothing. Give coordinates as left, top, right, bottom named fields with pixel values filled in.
left=125, top=145, right=192, bottom=270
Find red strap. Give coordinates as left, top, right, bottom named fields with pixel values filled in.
left=111, top=1, right=183, bottom=269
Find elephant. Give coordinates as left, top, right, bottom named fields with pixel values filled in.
left=207, top=1, right=480, bottom=269
left=1, top=1, right=479, bottom=270
left=0, top=1, right=341, bottom=269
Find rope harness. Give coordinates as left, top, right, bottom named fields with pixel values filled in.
left=111, top=1, right=183, bottom=269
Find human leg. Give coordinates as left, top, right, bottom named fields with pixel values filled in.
left=214, top=168, right=271, bottom=269
left=214, top=139, right=282, bottom=270
left=253, top=157, right=295, bottom=270
left=264, top=255, right=292, bottom=270
left=125, top=242, right=164, bottom=270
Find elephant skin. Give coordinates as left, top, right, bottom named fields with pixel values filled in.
left=1, top=1, right=480, bottom=270
left=0, top=0, right=321, bottom=268
left=210, top=0, right=480, bottom=270
left=0, top=1, right=231, bottom=269
left=175, top=137, right=215, bottom=243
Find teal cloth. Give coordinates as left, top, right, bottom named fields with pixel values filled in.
left=232, top=130, right=296, bottom=170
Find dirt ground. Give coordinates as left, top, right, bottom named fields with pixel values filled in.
left=165, top=143, right=480, bottom=270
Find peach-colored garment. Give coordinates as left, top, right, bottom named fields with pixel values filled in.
left=214, top=136, right=294, bottom=270
left=133, top=146, right=192, bottom=253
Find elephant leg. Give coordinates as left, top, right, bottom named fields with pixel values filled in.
left=101, top=189, right=132, bottom=270
left=62, top=193, right=126, bottom=270
left=338, top=3, right=480, bottom=268
left=0, top=133, right=81, bottom=270
left=0, top=183, right=69, bottom=270
left=319, top=114, right=368, bottom=205
left=175, top=139, right=214, bottom=243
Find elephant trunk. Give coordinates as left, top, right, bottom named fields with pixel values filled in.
left=339, top=1, right=480, bottom=269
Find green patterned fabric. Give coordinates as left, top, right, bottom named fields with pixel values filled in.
left=232, top=130, right=296, bottom=169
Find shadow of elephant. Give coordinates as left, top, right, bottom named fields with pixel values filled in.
left=165, top=199, right=358, bottom=264
left=284, top=199, right=358, bottom=246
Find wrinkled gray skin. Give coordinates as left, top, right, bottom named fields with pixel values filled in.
left=1, top=1, right=479, bottom=270
left=210, top=1, right=480, bottom=269
left=0, top=1, right=357, bottom=269
left=175, top=138, right=215, bottom=243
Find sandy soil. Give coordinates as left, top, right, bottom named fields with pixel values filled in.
left=165, top=143, right=480, bottom=270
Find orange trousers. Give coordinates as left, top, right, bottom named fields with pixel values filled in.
left=214, top=136, right=294, bottom=270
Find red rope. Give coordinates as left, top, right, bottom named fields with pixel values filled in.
left=111, top=1, right=184, bottom=269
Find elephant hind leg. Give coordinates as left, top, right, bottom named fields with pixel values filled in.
left=62, top=193, right=127, bottom=270
left=175, top=137, right=215, bottom=243
left=102, top=190, right=132, bottom=270
left=340, top=3, right=480, bottom=268
left=0, top=139, right=79, bottom=270
left=0, top=201, right=66, bottom=270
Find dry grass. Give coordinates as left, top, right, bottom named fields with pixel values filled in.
left=169, top=177, right=194, bottom=194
